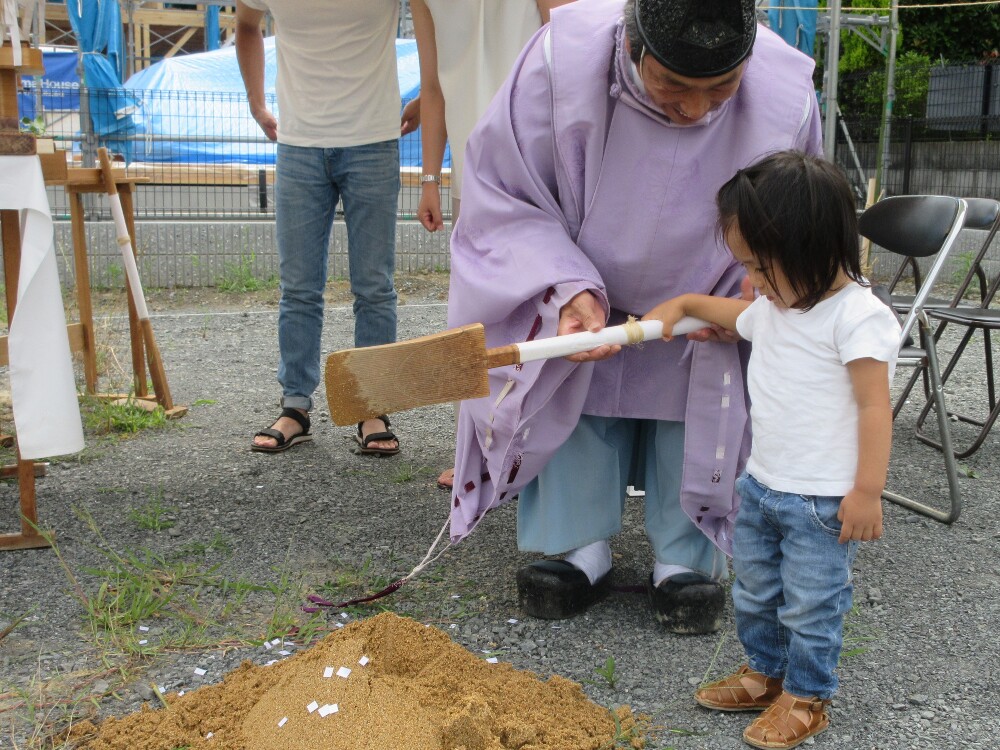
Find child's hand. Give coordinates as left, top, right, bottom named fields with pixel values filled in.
left=642, top=297, right=688, bottom=340
left=836, top=489, right=884, bottom=543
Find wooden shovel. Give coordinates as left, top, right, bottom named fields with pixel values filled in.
left=97, top=147, right=176, bottom=412
left=325, top=316, right=708, bottom=425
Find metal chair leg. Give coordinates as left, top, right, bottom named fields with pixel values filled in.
left=884, top=317, right=962, bottom=524
left=915, top=325, right=998, bottom=459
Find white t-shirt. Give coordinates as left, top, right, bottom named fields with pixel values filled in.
left=241, top=0, right=400, bottom=147
left=736, top=282, right=901, bottom=496
left=423, top=0, right=541, bottom=197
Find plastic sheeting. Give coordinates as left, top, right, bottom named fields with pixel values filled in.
left=767, top=0, right=818, bottom=56
left=120, top=37, right=435, bottom=167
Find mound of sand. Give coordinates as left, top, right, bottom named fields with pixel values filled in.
left=71, top=612, right=642, bottom=749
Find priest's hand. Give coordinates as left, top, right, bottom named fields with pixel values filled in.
left=559, top=291, right=620, bottom=363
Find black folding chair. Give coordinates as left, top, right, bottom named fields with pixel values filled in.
left=889, top=198, right=1000, bottom=416
left=859, top=195, right=968, bottom=524
left=912, top=198, right=1000, bottom=459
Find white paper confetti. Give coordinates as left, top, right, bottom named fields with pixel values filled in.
left=178, top=691, right=185, bottom=697
left=323, top=667, right=334, bottom=678
left=138, top=626, right=149, bottom=632
left=486, top=657, right=499, bottom=664
left=278, top=650, right=291, bottom=656
left=263, top=642, right=272, bottom=650
left=206, top=732, right=213, bottom=739
left=138, top=640, right=148, bottom=645
left=277, top=717, right=288, bottom=728
left=340, top=612, right=349, bottom=619
left=336, top=667, right=351, bottom=678
left=318, top=703, right=339, bottom=717
left=507, top=618, right=518, bottom=624
left=449, top=623, right=458, bottom=629
left=358, top=656, right=370, bottom=666
left=335, top=623, right=345, bottom=629
left=307, top=701, right=319, bottom=713
left=451, top=595, right=460, bottom=599
left=158, top=686, right=165, bottom=693
left=194, top=668, right=207, bottom=676
left=270, top=638, right=281, bottom=646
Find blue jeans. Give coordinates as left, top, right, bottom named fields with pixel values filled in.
left=518, top=415, right=727, bottom=580
left=732, top=472, right=859, bottom=700
left=274, top=140, right=399, bottom=411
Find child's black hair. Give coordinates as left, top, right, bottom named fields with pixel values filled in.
left=716, top=150, right=864, bottom=311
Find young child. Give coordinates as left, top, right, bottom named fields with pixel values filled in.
left=644, top=150, right=900, bottom=750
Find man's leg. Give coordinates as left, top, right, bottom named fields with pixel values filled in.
left=337, top=139, right=400, bottom=451
left=643, top=420, right=728, bottom=633
left=516, top=415, right=635, bottom=619
left=253, top=144, right=337, bottom=450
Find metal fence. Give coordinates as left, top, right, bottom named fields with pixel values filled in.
left=18, top=59, right=1000, bottom=288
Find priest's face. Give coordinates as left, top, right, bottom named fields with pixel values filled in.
left=638, top=51, right=747, bottom=125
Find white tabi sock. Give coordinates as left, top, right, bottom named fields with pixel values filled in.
left=564, top=540, right=612, bottom=585
left=653, top=563, right=696, bottom=588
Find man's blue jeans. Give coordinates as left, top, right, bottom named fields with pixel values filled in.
left=274, top=140, right=399, bottom=412
left=732, top=472, right=859, bottom=700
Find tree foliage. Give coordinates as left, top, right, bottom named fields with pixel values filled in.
left=900, top=0, right=1000, bottom=62
left=814, top=0, right=995, bottom=119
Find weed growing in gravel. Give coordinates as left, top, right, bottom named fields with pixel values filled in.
left=600, top=707, right=648, bottom=749
left=49, top=509, right=282, bottom=653
left=81, top=397, right=169, bottom=436
left=128, top=490, right=178, bottom=531
left=841, top=605, right=880, bottom=659
left=594, top=656, right=618, bottom=689
left=216, top=254, right=277, bottom=293
left=695, top=628, right=731, bottom=688
left=168, top=533, right=232, bottom=560
left=389, top=463, right=434, bottom=483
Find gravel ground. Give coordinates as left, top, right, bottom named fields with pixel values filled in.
left=1, top=274, right=998, bottom=749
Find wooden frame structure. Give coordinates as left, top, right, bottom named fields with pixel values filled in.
left=1, top=38, right=183, bottom=551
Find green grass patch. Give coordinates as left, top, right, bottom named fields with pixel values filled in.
left=216, top=254, right=278, bottom=293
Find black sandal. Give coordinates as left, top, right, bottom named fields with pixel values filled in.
left=354, top=414, right=400, bottom=456
left=251, top=407, right=312, bottom=453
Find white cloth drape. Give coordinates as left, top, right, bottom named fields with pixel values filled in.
left=1, top=155, right=85, bottom=459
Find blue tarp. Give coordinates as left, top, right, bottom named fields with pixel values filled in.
left=120, top=37, right=435, bottom=166
left=66, top=0, right=139, bottom=155
left=17, top=37, right=435, bottom=167
left=768, top=0, right=818, bottom=56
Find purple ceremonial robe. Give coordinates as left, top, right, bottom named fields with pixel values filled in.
left=446, top=0, right=822, bottom=554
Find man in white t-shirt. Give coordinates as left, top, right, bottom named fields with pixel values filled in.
left=237, top=0, right=416, bottom=455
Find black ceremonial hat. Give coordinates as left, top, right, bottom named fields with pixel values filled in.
left=635, top=0, right=757, bottom=78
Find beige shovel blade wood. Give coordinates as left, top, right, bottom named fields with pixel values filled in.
left=326, top=324, right=491, bottom=425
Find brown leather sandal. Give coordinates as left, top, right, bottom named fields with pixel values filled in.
left=694, top=665, right=783, bottom=712
left=743, top=690, right=830, bottom=749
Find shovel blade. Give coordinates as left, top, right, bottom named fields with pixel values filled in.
left=325, top=324, right=491, bottom=425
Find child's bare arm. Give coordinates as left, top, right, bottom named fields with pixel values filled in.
left=643, top=294, right=750, bottom=340
left=838, top=357, right=891, bottom=543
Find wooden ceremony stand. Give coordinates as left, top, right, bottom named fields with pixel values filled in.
left=1, top=41, right=183, bottom=551
left=0, top=42, right=51, bottom=549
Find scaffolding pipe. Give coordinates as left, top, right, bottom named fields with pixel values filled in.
left=822, top=0, right=842, bottom=160
left=876, top=0, right=899, bottom=197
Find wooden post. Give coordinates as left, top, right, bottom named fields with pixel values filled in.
left=0, top=41, right=51, bottom=550
left=860, top=177, right=879, bottom=278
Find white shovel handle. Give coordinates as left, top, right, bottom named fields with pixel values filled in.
left=514, top=316, right=709, bottom=364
